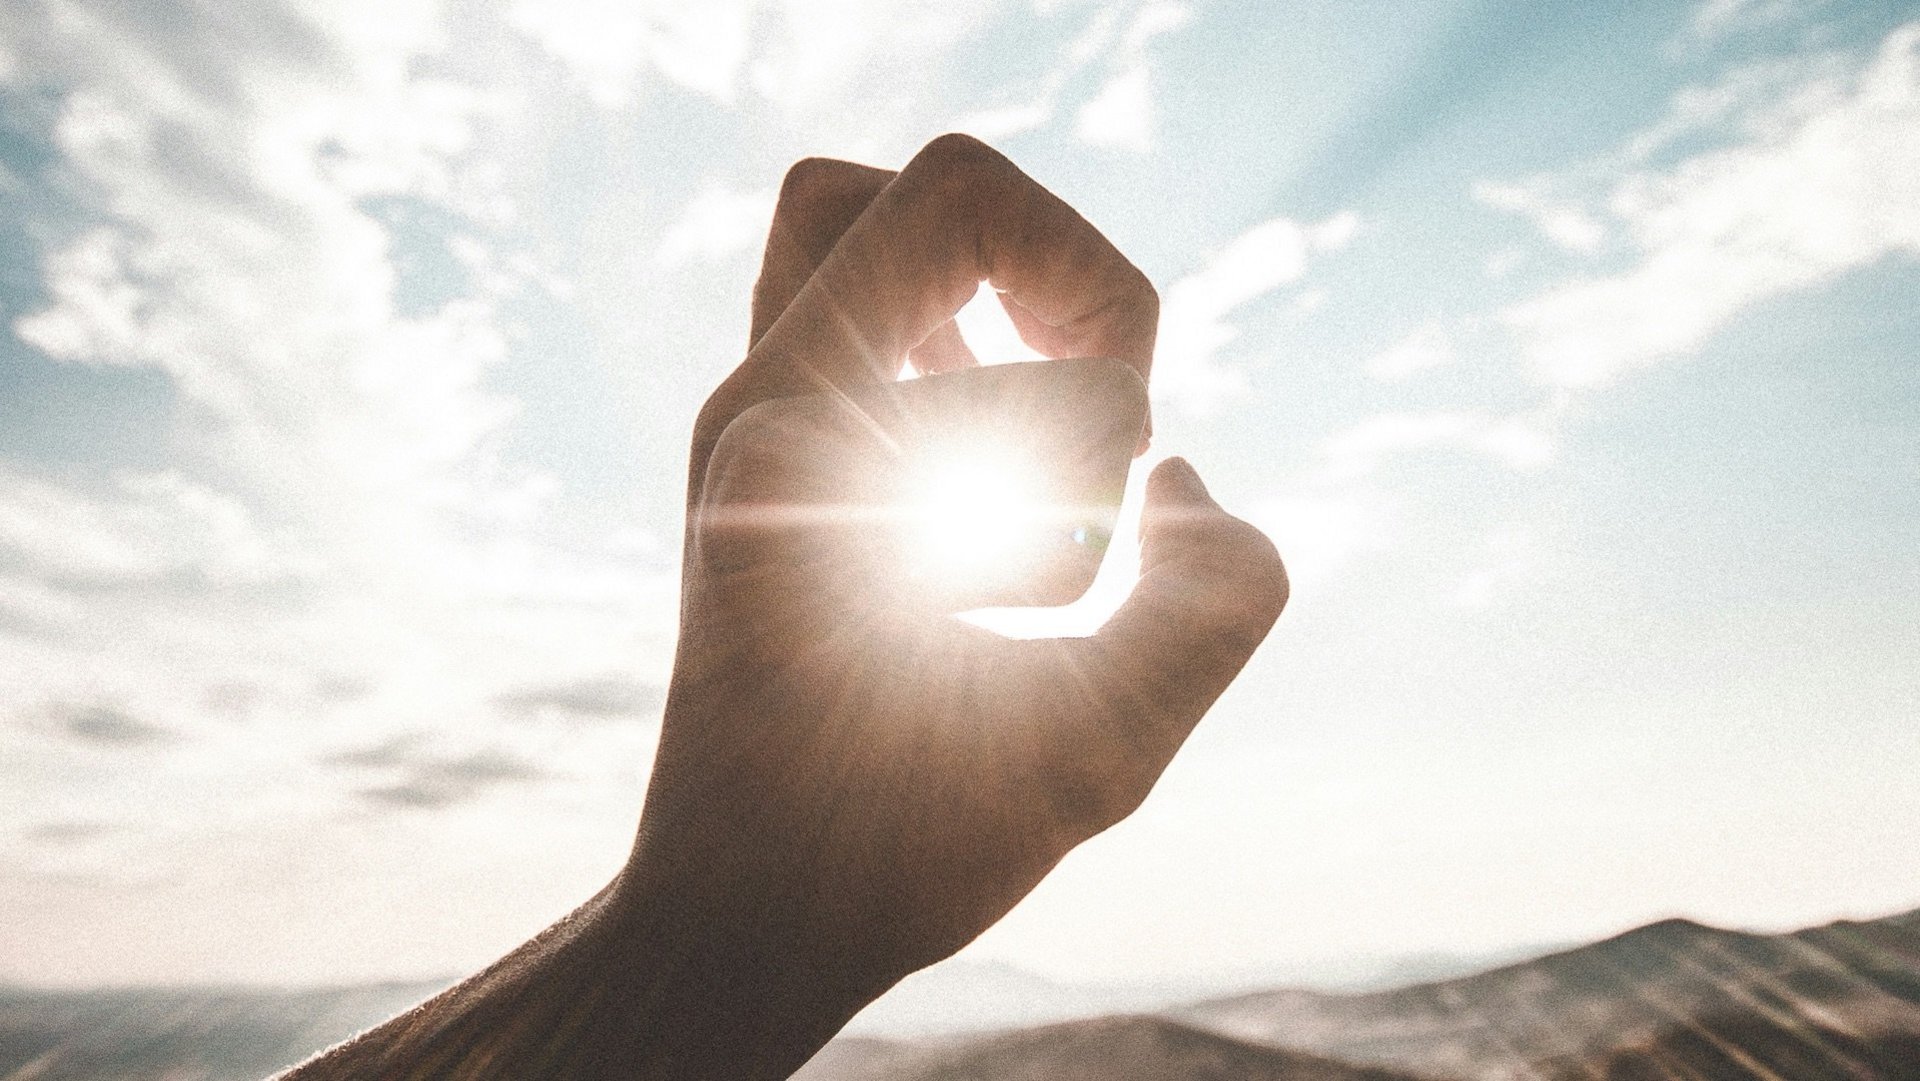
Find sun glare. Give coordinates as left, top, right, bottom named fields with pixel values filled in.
left=902, top=447, right=1048, bottom=584
left=889, top=433, right=1156, bottom=637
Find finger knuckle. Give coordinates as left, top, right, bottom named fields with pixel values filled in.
left=1135, top=269, right=1162, bottom=321
left=914, top=132, right=1001, bottom=170
left=778, top=156, right=841, bottom=203
left=702, top=405, right=786, bottom=502
left=902, top=133, right=1008, bottom=199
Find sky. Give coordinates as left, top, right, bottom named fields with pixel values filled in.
left=0, top=0, right=1917, bottom=993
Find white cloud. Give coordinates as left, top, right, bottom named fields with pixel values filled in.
left=654, top=184, right=778, bottom=268
left=1365, top=320, right=1455, bottom=381
left=1317, top=411, right=1555, bottom=484
left=956, top=3, right=1126, bottom=140
left=509, top=0, right=1006, bottom=138
left=509, top=0, right=755, bottom=108
left=1472, top=180, right=1608, bottom=253
left=957, top=100, right=1059, bottom=141
left=1155, top=211, right=1359, bottom=413
left=0, top=0, right=687, bottom=985
left=1076, top=66, right=1155, bottom=152
left=1506, top=22, right=1920, bottom=386
left=1247, top=493, right=1389, bottom=591
left=1684, top=0, right=1804, bottom=44
left=1618, top=53, right=1849, bottom=166
left=1453, top=526, right=1542, bottom=609
left=0, top=467, right=297, bottom=591
left=1073, top=2, right=1191, bottom=153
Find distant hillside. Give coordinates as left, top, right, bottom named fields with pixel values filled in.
left=6, top=906, right=1919, bottom=1080
left=1173, top=907, right=1920, bottom=1080
left=1544, top=1010, right=1920, bottom=1081
left=793, top=1014, right=1438, bottom=1081
left=0, top=980, right=442, bottom=1081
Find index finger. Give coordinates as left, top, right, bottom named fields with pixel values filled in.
left=745, top=134, right=1157, bottom=430
left=748, top=157, right=895, bottom=348
left=694, top=156, right=979, bottom=507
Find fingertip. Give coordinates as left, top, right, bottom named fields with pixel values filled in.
left=906, top=320, right=981, bottom=376
left=1146, top=456, right=1214, bottom=507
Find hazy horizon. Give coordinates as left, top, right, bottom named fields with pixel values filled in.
left=3, top=0, right=1917, bottom=990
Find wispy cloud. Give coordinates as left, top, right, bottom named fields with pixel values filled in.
left=1472, top=180, right=1608, bottom=254
left=509, top=0, right=755, bottom=108
left=0, top=466, right=304, bottom=598
left=329, top=737, right=551, bottom=810
left=494, top=674, right=666, bottom=721
left=1074, top=3, right=1192, bottom=153
left=1506, top=22, right=1920, bottom=387
left=1365, top=320, right=1457, bottom=382
left=1155, top=212, right=1358, bottom=413
left=1452, top=525, right=1545, bottom=609
left=1247, top=493, right=1389, bottom=592
left=655, top=184, right=778, bottom=268
left=1683, top=0, right=1808, bottom=46
left=955, top=6, right=1123, bottom=140
left=512, top=0, right=1003, bottom=142
left=1316, top=411, right=1556, bottom=484
left=48, top=703, right=175, bottom=747
left=0, top=0, right=677, bottom=919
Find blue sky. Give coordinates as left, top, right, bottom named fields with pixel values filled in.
left=1, top=0, right=1916, bottom=990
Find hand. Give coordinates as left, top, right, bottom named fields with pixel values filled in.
left=277, top=134, right=1286, bottom=1081
left=614, top=134, right=1289, bottom=1074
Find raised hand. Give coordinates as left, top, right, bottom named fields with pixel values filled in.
left=280, top=134, right=1285, bottom=1081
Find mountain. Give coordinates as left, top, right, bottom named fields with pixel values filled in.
left=6, top=906, right=1919, bottom=1080
left=1173, top=907, right=1920, bottom=1080
left=793, top=1014, right=1438, bottom=1081
left=842, top=958, right=1200, bottom=1038
left=0, top=980, right=443, bottom=1081
left=1543, top=1010, right=1920, bottom=1081
left=839, top=947, right=1565, bottom=1039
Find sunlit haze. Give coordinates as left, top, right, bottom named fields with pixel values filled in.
left=905, top=442, right=1050, bottom=581
left=1, top=0, right=1916, bottom=995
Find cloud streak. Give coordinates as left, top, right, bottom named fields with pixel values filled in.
left=494, top=674, right=667, bottom=721
left=50, top=704, right=175, bottom=747
left=1155, top=212, right=1358, bottom=413
left=1507, top=23, right=1920, bottom=387
left=326, top=735, right=551, bottom=810
left=1074, top=3, right=1193, bottom=153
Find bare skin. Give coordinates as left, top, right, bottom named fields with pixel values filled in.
left=279, top=133, right=1288, bottom=1081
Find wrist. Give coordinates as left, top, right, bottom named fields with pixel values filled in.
left=598, top=843, right=899, bottom=1079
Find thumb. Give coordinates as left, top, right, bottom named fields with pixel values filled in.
left=1138, top=458, right=1288, bottom=615
left=1072, top=457, right=1288, bottom=756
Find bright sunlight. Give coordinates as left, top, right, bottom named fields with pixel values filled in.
left=903, top=451, right=1050, bottom=584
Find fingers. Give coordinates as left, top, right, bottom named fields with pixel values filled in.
left=1045, top=458, right=1287, bottom=803
left=906, top=319, right=979, bottom=376
left=745, top=133, right=1158, bottom=412
left=698, top=154, right=972, bottom=502
left=749, top=158, right=894, bottom=348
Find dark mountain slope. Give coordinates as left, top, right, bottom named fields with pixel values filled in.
left=0, top=980, right=442, bottom=1081
left=1174, top=907, right=1920, bottom=1080
left=798, top=1014, right=1442, bottom=1081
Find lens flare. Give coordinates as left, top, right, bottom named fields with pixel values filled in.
left=902, top=446, right=1048, bottom=584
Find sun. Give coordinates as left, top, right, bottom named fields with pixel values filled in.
left=900, top=444, right=1049, bottom=586
left=890, top=434, right=1146, bottom=636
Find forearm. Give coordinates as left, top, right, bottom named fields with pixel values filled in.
left=275, top=870, right=884, bottom=1081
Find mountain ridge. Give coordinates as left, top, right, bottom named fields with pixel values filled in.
left=5, top=904, right=1918, bottom=1080
left=794, top=1013, right=1443, bottom=1081
left=1168, top=904, right=1920, bottom=1080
